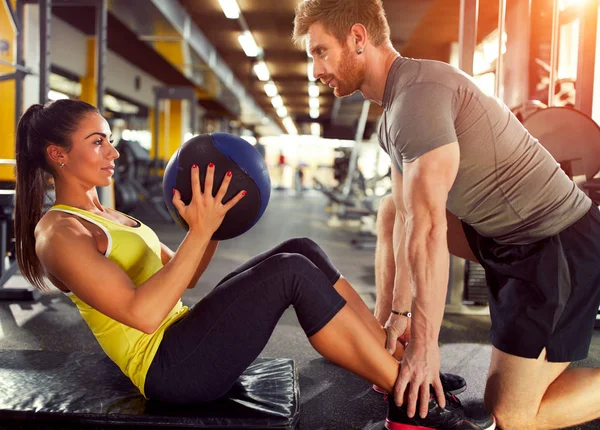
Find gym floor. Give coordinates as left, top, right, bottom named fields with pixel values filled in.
left=0, top=190, right=599, bottom=429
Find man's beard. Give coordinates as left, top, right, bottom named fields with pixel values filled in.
left=332, top=46, right=364, bottom=98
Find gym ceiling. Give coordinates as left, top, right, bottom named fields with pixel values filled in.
left=51, top=0, right=500, bottom=140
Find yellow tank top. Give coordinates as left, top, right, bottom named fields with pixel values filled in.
left=49, top=204, right=189, bottom=397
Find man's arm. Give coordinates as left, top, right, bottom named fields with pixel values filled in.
left=394, top=142, right=459, bottom=418
left=390, top=167, right=413, bottom=317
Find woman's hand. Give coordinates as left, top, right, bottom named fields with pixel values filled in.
left=172, top=163, right=245, bottom=237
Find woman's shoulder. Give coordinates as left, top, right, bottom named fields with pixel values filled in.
left=35, top=210, right=93, bottom=247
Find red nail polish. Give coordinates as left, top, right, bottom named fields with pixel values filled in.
left=209, top=162, right=215, bottom=168
left=242, top=190, right=247, bottom=196
left=227, top=171, right=232, bottom=177
left=192, top=164, right=198, bottom=169
left=172, top=189, right=176, bottom=195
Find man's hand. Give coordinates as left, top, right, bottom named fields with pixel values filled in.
left=393, top=340, right=445, bottom=418
left=384, top=313, right=411, bottom=354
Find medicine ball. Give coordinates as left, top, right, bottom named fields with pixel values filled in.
left=163, top=133, right=271, bottom=240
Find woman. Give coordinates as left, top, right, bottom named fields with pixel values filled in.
left=13, top=100, right=489, bottom=430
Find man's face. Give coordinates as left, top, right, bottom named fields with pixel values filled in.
left=306, top=23, right=365, bottom=98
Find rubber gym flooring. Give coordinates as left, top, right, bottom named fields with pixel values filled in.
left=0, top=190, right=599, bottom=429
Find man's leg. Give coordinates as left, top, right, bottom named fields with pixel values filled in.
left=485, top=346, right=600, bottom=429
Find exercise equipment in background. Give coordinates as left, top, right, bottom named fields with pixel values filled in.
left=163, top=133, right=271, bottom=241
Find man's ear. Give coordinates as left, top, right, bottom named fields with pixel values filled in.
left=350, top=23, right=367, bottom=50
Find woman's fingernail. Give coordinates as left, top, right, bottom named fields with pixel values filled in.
left=227, top=171, right=232, bottom=177
left=209, top=162, right=215, bottom=168
left=242, top=190, right=247, bottom=196
left=172, top=189, right=176, bottom=195
left=192, top=164, right=198, bottom=169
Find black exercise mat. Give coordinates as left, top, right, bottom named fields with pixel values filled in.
left=0, top=350, right=299, bottom=429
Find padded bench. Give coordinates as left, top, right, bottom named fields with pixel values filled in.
left=0, top=350, right=299, bottom=429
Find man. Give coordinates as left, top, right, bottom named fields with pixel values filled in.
left=293, top=1, right=600, bottom=429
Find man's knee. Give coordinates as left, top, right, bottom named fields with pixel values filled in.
left=486, top=385, right=536, bottom=430
left=492, top=406, right=536, bottom=430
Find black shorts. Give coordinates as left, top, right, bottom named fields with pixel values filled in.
left=462, top=205, right=600, bottom=362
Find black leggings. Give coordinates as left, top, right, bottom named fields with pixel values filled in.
left=144, top=237, right=346, bottom=404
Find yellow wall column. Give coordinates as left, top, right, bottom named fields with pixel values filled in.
left=148, top=105, right=168, bottom=161
left=0, top=0, right=17, bottom=181
left=167, top=100, right=182, bottom=159
left=79, top=38, right=97, bottom=106
left=152, top=33, right=192, bottom=158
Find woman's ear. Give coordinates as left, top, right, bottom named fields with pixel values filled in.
left=46, top=144, right=66, bottom=166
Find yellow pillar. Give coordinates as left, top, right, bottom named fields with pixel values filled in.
left=0, top=0, right=17, bottom=181
left=159, top=107, right=167, bottom=161
left=148, top=106, right=168, bottom=161
left=79, top=38, right=97, bottom=106
left=167, top=100, right=182, bottom=159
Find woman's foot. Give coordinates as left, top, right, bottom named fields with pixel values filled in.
left=385, top=391, right=495, bottom=430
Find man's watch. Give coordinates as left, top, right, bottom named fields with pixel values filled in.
left=391, top=309, right=412, bottom=318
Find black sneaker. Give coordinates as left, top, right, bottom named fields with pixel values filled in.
left=440, top=372, right=467, bottom=395
left=385, top=391, right=496, bottom=430
left=373, top=372, right=466, bottom=396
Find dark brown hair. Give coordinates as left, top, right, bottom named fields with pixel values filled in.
left=293, top=0, right=390, bottom=49
left=14, top=100, right=98, bottom=291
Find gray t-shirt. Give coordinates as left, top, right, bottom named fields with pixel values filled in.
left=378, top=56, right=591, bottom=245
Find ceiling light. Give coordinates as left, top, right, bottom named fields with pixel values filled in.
left=276, top=106, right=288, bottom=118
left=264, top=81, right=278, bottom=97
left=308, top=83, right=319, bottom=98
left=271, top=95, right=284, bottom=109
left=253, top=61, right=270, bottom=81
left=48, top=90, right=69, bottom=101
left=310, top=108, right=320, bottom=119
left=238, top=31, right=260, bottom=57
left=307, top=60, right=316, bottom=82
left=282, top=117, right=298, bottom=135
left=311, top=122, right=321, bottom=137
left=309, top=97, right=320, bottom=109
left=218, top=0, right=240, bottom=19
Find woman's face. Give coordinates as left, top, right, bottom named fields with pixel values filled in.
left=53, top=112, right=120, bottom=188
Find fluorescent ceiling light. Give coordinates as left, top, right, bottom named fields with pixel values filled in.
left=218, top=0, right=240, bottom=19
left=48, top=90, right=69, bottom=101
left=238, top=31, right=260, bottom=57
left=307, top=60, right=316, bottom=82
left=311, top=122, right=321, bottom=137
left=271, top=95, right=284, bottom=109
left=310, top=108, right=320, bottom=119
left=276, top=106, right=288, bottom=118
left=282, top=117, right=298, bottom=135
left=308, top=83, right=319, bottom=98
left=309, top=97, right=320, bottom=109
left=253, top=61, right=270, bottom=81
left=264, top=81, right=278, bottom=97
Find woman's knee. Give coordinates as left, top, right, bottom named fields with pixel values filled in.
left=275, top=252, right=318, bottom=274
left=281, top=237, right=322, bottom=255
